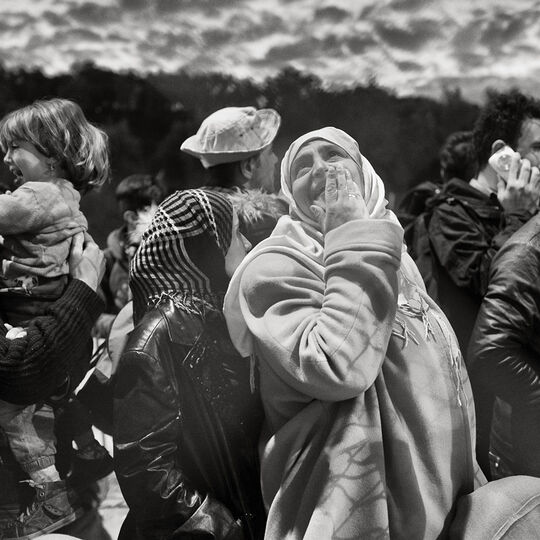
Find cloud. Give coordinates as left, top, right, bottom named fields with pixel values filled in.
left=67, top=2, right=121, bottom=24
left=227, top=11, right=286, bottom=40
left=43, top=10, right=70, bottom=27
left=137, top=30, right=197, bottom=60
left=106, top=31, right=131, bottom=44
left=389, top=0, right=425, bottom=11
left=480, top=11, right=526, bottom=52
left=263, top=34, right=345, bottom=64
left=202, top=28, right=234, bottom=47
left=375, top=18, right=439, bottom=50
left=313, top=6, right=350, bottom=23
left=118, top=0, right=148, bottom=9
left=344, top=34, right=377, bottom=54
left=1, top=11, right=33, bottom=32
left=60, top=27, right=103, bottom=42
left=397, top=60, right=423, bottom=72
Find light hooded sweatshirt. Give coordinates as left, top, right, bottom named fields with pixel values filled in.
left=225, top=214, right=484, bottom=540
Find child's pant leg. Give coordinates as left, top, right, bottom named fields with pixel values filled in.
left=0, top=399, right=56, bottom=474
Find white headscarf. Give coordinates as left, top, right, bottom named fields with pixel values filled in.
left=224, top=126, right=399, bottom=357
left=280, top=127, right=390, bottom=227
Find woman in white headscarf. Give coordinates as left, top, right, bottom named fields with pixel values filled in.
left=224, top=127, right=486, bottom=540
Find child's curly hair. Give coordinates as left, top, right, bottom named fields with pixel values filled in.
left=472, top=89, right=540, bottom=172
left=0, top=98, right=110, bottom=193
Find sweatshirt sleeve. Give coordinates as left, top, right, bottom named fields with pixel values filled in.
left=0, top=279, right=104, bottom=404
left=0, top=183, right=70, bottom=235
left=240, top=218, right=403, bottom=401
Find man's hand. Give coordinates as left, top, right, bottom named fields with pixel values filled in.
left=498, top=152, right=540, bottom=214
left=69, top=232, right=106, bottom=292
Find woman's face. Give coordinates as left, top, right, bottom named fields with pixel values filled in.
left=225, top=210, right=252, bottom=277
left=290, top=139, right=364, bottom=218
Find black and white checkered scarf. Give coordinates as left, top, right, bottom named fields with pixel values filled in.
left=130, top=188, right=233, bottom=323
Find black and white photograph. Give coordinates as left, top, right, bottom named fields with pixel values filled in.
left=1, top=1, right=540, bottom=538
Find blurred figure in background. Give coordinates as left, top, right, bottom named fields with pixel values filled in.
left=399, top=130, right=475, bottom=229
left=94, top=173, right=164, bottom=339
left=413, top=89, right=540, bottom=477
left=401, top=130, right=475, bottom=296
left=181, top=106, right=287, bottom=246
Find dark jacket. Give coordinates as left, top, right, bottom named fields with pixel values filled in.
left=423, top=178, right=533, bottom=477
left=0, top=279, right=103, bottom=515
left=426, top=178, right=532, bottom=353
left=0, top=279, right=102, bottom=406
left=113, top=298, right=265, bottom=540
left=468, top=214, right=540, bottom=477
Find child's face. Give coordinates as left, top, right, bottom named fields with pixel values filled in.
left=3, top=140, right=51, bottom=185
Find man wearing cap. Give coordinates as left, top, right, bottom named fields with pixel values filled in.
left=181, top=106, right=288, bottom=246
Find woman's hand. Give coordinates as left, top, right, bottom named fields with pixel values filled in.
left=311, top=164, right=368, bottom=233
left=498, top=152, right=540, bottom=214
left=69, top=232, right=106, bottom=292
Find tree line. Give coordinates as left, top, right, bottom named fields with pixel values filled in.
left=0, top=62, right=480, bottom=245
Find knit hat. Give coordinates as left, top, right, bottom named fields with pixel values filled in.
left=181, top=107, right=281, bottom=168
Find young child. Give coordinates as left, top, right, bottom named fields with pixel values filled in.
left=0, top=98, right=112, bottom=538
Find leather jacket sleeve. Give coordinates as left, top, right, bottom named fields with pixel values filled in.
left=429, top=202, right=531, bottom=297
left=468, top=234, right=540, bottom=410
left=113, top=312, right=243, bottom=539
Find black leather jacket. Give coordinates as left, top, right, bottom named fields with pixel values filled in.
left=113, top=298, right=265, bottom=539
left=468, top=214, right=540, bottom=477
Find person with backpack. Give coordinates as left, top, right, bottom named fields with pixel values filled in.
left=400, top=130, right=475, bottom=298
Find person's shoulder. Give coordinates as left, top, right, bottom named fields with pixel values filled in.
left=496, top=215, right=540, bottom=260
left=242, top=250, right=299, bottom=291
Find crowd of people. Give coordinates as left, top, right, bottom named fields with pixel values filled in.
left=0, top=89, right=540, bottom=540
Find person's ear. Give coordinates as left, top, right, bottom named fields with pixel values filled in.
left=123, top=210, right=137, bottom=227
left=491, top=139, right=507, bottom=155
left=46, top=158, right=58, bottom=175
left=240, top=156, right=256, bottom=180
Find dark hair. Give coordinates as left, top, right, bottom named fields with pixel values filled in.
left=205, top=161, right=241, bottom=188
left=439, top=130, right=475, bottom=182
left=204, top=153, right=262, bottom=188
left=115, top=174, right=164, bottom=213
left=472, top=89, right=540, bottom=171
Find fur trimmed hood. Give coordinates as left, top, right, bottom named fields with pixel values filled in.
left=227, top=188, right=288, bottom=226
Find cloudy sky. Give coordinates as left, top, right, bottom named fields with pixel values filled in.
left=1, top=0, right=540, bottom=103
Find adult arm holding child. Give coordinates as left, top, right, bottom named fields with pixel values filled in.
left=0, top=233, right=105, bottom=405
